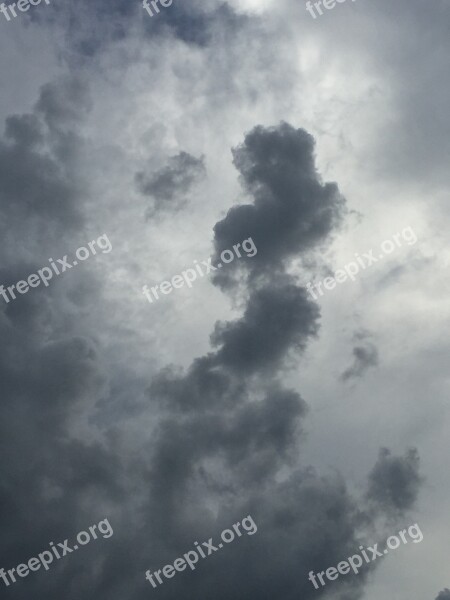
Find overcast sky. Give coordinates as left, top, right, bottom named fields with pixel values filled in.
left=0, top=0, right=449, bottom=599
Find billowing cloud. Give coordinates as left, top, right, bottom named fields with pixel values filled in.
left=141, top=123, right=421, bottom=599
left=212, top=122, right=346, bottom=290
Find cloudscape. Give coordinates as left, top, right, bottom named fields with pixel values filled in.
left=0, top=1, right=449, bottom=599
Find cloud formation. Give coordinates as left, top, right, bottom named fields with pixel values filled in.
left=340, top=331, right=379, bottom=382
left=212, top=123, right=346, bottom=290
left=0, top=40, right=426, bottom=599
left=136, top=151, right=206, bottom=217
left=367, top=448, right=422, bottom=515
left=142, top=122, right=421, bottom=599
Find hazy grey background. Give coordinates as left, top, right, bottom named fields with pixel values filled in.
left=0, top=0, right=449, bottom=598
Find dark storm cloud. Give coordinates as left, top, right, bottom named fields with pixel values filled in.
left=0, top=76, right=89, bottom=252
left=148, top=385, right=308, bottom=517
left=340, top=331, right=379, bottom=382
left=436, top=590, right=450, bottom=600
left=367, top=448, right=422, bottom=515
left=211, top=280, right=320, bottom=373
left=150, top=122, right=338, bottom=410
left=0, top=280, right=123, bottom=596
left=212, top=122, right=346, bottom=290
left=140, top=123, right=421, bottom=600
left=0, top=76, right=125, bottom=600
left=41, top=0, right=247, bottom=60
left=0, top=116, right=423, bottom=600
left=0, top=0, right=435, bottom=594
left=149, top=355, right=245, bottom=413
left=136, top=151, right=206, bottom=217
left=38, top=0, right=137, bottom=59
left=142, top=2, right=249, bottom=47
left=0, top=117, right=81, bottom=228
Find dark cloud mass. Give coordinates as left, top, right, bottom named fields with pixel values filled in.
left=0, top=77, right=88, bottom=243
left=211, top=280, right=320, bottom=373
left=0, top=0, right=438, bottom=592
left=42, top=0, right=247, bottom=60
left=212, top=123, right=346, bottom=289
left=142, top=2, right=248, bottom=47
left=0, top=103, right=423, bottom=599
left=141, top=122, right=421, bottom=599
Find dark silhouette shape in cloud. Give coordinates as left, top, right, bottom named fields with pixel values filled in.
left=212, top=122, right=346, bottom=290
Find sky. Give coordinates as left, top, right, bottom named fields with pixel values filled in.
left=0, top=0, right=449, bottom=598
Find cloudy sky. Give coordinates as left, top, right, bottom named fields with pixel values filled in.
left=0, top=0, right=449, bottom=598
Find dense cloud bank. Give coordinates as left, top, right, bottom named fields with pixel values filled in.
left=0, top=96, right=422, bottom=598
left=2, top=0, right=445, bottom=596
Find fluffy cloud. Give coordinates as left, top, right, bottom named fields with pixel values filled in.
left=213, top=123, right=346, bottom=289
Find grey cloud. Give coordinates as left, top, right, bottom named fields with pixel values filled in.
left=367, top=448, right=422, bottom=515
left=149, top=356, right=246, bottom=413
left=42, top=0, right=247, bottom=61
left=143, top=2, right=248, bottom=47
left=211, top=280, right=320, bottom=374
left=340, top=332, right=379, bottom=382
left=4, top=114, right=43, bottom=147
left=0, top=114, right=423, bottom=600
left=136, top=151, right=206, bottom=217
left=0, top=75, right=121, bottom=598
left=436, top=590, right=450, bottom=600
left=212, top=122, right=346, bottom=290
left=35, top=77, right=92, bottom=132
left=141, top=124, right=421, bottom=600
left=0, top=77, right=89, bottom=255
